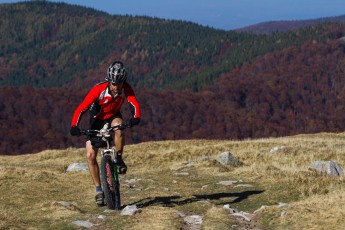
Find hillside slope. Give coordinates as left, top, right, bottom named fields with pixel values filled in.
left=1, top=134, right=345, bottom=229
left=2, top=2, right=345, bottom=155
left=1, top=1, right=341, bottom=90
left=2, top=38, right=345, bottom=155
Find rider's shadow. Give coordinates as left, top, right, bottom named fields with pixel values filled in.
left=128, top=190, right=264, bottom=208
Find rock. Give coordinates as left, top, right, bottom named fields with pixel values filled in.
left=73, top=220, right=93, bottom=228
left=125, top=178, right=142, bottom=183
left=278, top=202, right=288, bottom=207
left=185, top=162, right=194, bottom=168
left=120, top=205, right=140, bottom=216
left=312, top=161, right=344, bottom=176
left=103, top=209, right=116, bottom=213
left=217, top=152, right=241, bottom=166
left=217, top=180, right=237, bottom=186
left=98, top=215, right=106, bottom=220
left=66, top=163, right=88, bottom=172
left=269, top=146, right=286, bottom=153
left=174, top=172, right=189, bottom=176
left=234, top=184, right=253, bottom=188
left=223, top=204, right=236, bottom=214
left=253, top=205, right=268, bottom=213
left=230, top=213, right=251, bottom=222
left=176, top=211, right=187, bottom=217
left=184, top=215, right=203, bottom=227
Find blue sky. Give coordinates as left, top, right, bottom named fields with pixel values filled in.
left=1, top=0, right=345, bottom=30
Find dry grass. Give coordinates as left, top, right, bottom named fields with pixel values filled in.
left=1, top=132, right=345, bottom=229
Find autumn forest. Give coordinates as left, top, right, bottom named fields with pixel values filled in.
left=1, top=2, right=345, bottom=155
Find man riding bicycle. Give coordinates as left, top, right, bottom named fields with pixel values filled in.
left=70, top=61, right=141, bottom=206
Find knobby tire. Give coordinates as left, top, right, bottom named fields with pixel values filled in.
left=101, top=154, right=121, bottom=210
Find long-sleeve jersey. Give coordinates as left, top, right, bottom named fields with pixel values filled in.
left=71, top=81, right=141, bottom=127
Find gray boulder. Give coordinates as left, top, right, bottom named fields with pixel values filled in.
left=217, top=151, right=241, bottom=166
left=120, top=205, right=140, bottom=216
left=312, top=161, right=344, bottom=176
left=66, top=163, right=88, bottom=172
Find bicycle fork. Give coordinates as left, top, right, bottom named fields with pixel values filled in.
left=102, top=149, right=119, bottom=181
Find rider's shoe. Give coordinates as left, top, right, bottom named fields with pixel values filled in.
left=116, top=154, right=127, bottom=174
left=95, top=191, right=104, bottom=206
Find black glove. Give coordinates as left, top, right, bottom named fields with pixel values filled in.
left=128, top=118, right=140, bottom=127
left=70, top=126, right=81, bottom=136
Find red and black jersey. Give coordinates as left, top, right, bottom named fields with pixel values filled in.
left=71, top=81, right=141, bottom=127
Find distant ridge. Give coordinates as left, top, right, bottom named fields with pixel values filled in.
left=237, top=15, right=345, bottom=34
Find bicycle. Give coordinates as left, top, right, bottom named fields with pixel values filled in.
left=81, top=123, right=130, bottom=210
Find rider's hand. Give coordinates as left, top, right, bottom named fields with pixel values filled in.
left=128, top=118, right=140, bottom=127
left=70, top=126, right=81, bottom=136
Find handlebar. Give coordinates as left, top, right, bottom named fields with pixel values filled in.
left=80, top=123, right=130, bottom=138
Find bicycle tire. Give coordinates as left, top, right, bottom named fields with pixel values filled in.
left=101, top=154, right=121, bottom=210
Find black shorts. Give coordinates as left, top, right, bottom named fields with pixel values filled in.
left=87, top=112, right=122, bottom=148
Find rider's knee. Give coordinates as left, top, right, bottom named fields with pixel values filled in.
left=86, top=151, right=97, bottom=163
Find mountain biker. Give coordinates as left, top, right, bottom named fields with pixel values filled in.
left=69, top=61, right=141, bottom=206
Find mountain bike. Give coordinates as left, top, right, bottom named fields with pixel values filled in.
left=81, top=123, right=130, bottom=210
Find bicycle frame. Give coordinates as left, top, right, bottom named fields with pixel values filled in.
left=100, top=148, right=119, bottom=182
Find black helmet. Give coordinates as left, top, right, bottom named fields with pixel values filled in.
left=105, top=61, right=127, bottom=84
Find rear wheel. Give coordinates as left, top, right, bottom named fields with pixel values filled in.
left=101, top=154, right=121, bottom=210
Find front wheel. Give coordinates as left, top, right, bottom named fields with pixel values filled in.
left=101, top=154, right=121, bottom=210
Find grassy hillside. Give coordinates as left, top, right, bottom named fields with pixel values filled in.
left=1, top=133, right=345, bottom=229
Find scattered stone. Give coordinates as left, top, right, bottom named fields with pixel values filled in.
left=312, top=161, right=344, bottom=176
left=184, top=215, right=203, bottom=228
left=280, top=210, right=287, bottom=217
left=185, top=162, right=194, bottom=168
left=103, top=209, right=116, bottom=213
left=230, top=213, right=251, bottom=222
left=125, top=178, right=142, bottom=183
left=201, top=185, right=208, bottom=189
left=174, top=172, right=190, bottom=176
left=217, top=180, right=237, bottom=186
left=143, top=186, right=156, bottom=190
left=66, top=163, right=88, bottom=172
left=253, top=205, right=268, bottom=213
left=223, top=204, right=236, bottom=214
left=234, top=184, right=253, bottom=188
left=278, top=202, right=288, bottom=207
left=176, top=211, right=187, bottom=217
left=217, top=152, right=241, bottom=166
left=73, top=220, right=93, bottom=228
left=120, top=205, right=140, bottom=216
left=269, top=146, right=286, bottom=153
left=97, top=215, right=106, bottom=220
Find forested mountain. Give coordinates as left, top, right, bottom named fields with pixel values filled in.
left=237, top=15, right=345, bottom=34
left=1, top=1, right=342, bottom=91
left=1, top=2, right=345, bottom=155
